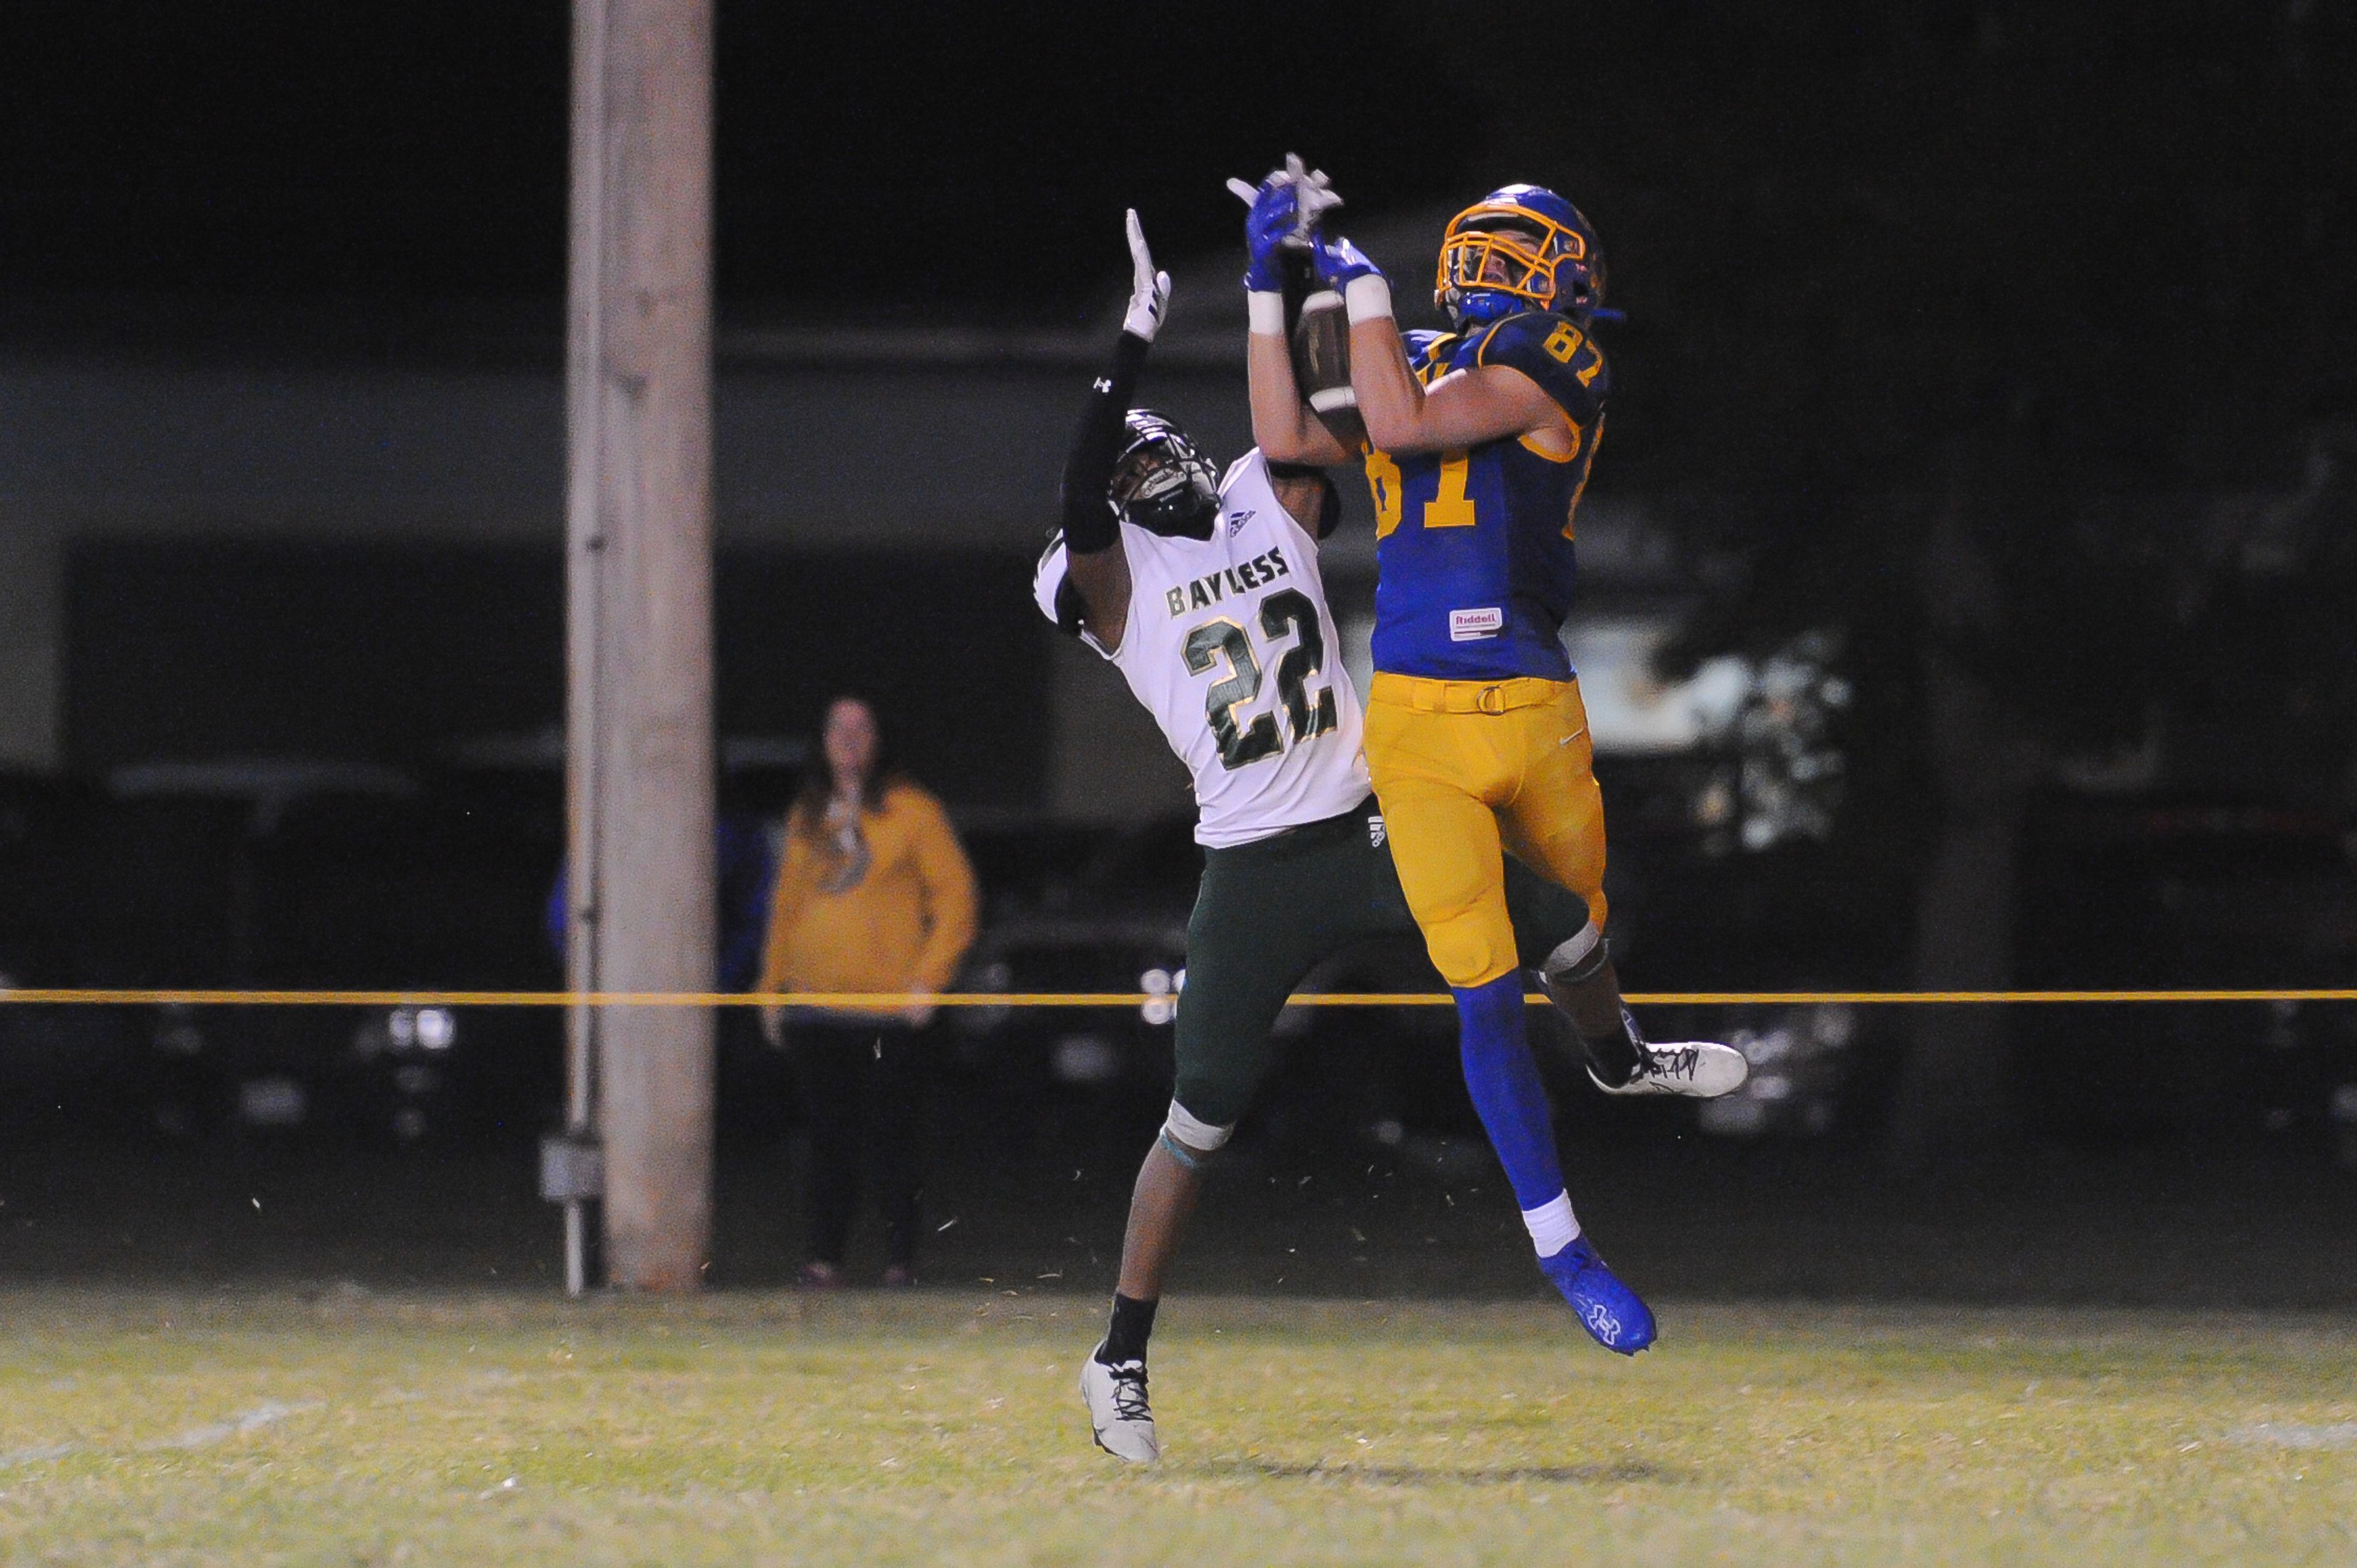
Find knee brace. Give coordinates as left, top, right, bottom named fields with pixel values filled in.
left=1158, top=1099, right=1234, bottom=1170
left=1540, top=919, right=1641, bottom=1083
left=1542, top=920, right=1608, bottom=987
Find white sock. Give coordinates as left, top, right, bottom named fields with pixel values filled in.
left=1521, top=1191, right=1582, bottom=1259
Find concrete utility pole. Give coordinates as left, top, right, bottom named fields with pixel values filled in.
left=558, top=0, right=717, bottom=1292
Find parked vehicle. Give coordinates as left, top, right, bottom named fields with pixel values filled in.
left=80, top=759, right=565, bottom=1143
left=1636, top=781, right=2357, bottom=1152
left=2014, top=792, right=2357, bottom=1149
left=948, top=816, right=1192, bottom=1157
left=0, top=773, right=149, bottom=1130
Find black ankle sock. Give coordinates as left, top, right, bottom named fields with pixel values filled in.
left=1099, top=1292, right=1158, bottom=1364
left=1582, top=1017, right=1642, bottom=1087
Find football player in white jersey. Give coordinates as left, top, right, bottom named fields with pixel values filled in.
left=1051, top=215, right=1612, bottom=1464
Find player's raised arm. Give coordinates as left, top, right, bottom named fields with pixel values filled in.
left=1233, top=173, right=1355, bottom=468
left=1314, top=238, right=1566, bottom=457
left=1053, top=210, right=1172, bottom=652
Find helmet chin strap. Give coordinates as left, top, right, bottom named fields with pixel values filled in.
left=1450, top=288, right=1527, bottom=326
left=1138, top=496, right=1218, bottom=540
left=1120, top=481, right=1218, bottom=539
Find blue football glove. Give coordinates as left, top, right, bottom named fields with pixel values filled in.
left=1227, top=154, right=1344, bottom=293
left=1237, top=177, right=1298, bottom=293
left=1310, top=233, right=1383, bottom=291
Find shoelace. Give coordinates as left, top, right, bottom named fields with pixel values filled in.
left=1636, top=1043, right=1700, bottom=1083
left=1104, top=1362, right=1151, bottom=1423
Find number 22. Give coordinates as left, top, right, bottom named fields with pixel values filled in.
left=1182, top=588, right=1338, bottom=771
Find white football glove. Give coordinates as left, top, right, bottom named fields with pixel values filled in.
left=1122, top=209, right=1173, bottom=341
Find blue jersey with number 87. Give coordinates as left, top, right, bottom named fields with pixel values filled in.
left=1363, top=311, right=1608, bottom=681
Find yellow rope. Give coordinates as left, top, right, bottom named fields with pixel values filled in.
left=1, top=987, right=2352, bottom=1008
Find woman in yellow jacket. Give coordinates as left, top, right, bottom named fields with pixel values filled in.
left=759, top=696, right=978, bottom=1286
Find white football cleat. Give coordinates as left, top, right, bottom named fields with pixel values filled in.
left=1589, top=1007, right=1749, bottom=1100
left=1080, top=1347, right=1159, bottom=1464
left=1543, top=978, right=1752, bottom=1100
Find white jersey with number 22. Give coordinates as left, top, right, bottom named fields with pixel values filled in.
left=1034, top=449, right=1371, bottom=848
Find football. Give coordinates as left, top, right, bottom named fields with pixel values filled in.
left=1290, top=288, right=1355, bottom=412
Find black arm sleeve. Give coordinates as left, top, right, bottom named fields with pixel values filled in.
left=1058, top=329, right=1151, bottom=555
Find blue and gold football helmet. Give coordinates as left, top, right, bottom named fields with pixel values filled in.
left=1434, top=184, right=1605, bottom=327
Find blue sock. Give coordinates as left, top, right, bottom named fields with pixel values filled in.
left=1453, top=972, right=1566, bottom=1215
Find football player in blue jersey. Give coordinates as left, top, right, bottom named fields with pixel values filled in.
left=1243, top=170, right=1747, bottom=1354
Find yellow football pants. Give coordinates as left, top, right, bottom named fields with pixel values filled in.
left=1363, top=672, right=1608, bottom=989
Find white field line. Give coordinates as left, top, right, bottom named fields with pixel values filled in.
left=144, top=1400, right=322, bottom=1451
left=0, top=1443, right=77, bottom=1470
left=0, top=1401, right=322, bottom=1469
left=2231, top=1422, right=2357, bottom=1450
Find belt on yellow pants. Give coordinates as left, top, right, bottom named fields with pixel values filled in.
left=1368, top=672, right=1569, bottom=716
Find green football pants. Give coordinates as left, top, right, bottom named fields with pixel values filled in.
left=1171, top=794, right=1592, bottom=1128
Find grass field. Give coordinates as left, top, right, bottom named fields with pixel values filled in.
left=1, top=1289, right=2353, bottom=1566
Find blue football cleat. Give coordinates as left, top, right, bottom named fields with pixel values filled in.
left=1539, top=1236, right=1657, bottom=1354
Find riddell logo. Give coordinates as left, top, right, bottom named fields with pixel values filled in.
left=1449, top=606, right=1504, bottom=642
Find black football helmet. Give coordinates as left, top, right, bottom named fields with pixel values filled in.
left=1109, top=410, right=1220, bottom=539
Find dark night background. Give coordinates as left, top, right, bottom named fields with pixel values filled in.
left=2, top=2, right=2356, bottom=1286
left=9, top=1, right=2351, bottom=525
left=10, top=3, right=2353, bottom=404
